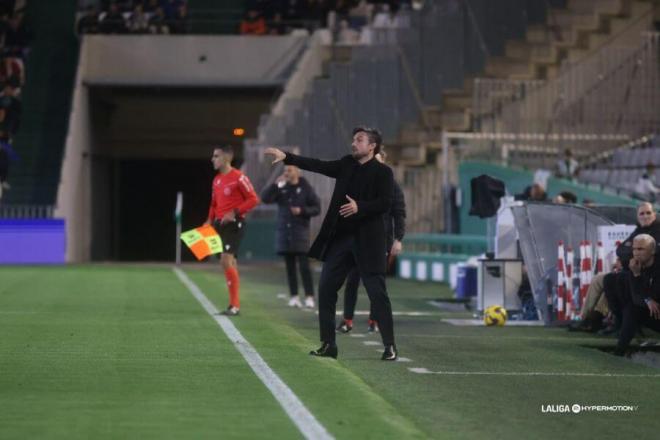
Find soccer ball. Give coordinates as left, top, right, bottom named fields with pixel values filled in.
left=484, top=305, right=507, bottom=326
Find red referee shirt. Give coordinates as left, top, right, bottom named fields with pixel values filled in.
left=207, top=168, right=259, bottom=222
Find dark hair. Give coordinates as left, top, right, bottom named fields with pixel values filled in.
left=214, top=145, right=234, bottom=155
left=559, top=190, right=577, bottom=204
left=352, top=126, right=382, bottom=155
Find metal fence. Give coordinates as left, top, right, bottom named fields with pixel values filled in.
left=511, top=202, right=630, bottom=323
left=471, top=32, right=660, bottom=167
left=0, top=204, right=55, bottom=219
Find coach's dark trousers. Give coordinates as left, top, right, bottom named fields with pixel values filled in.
left=617, top=302, right=660, bottom=351
left=317, top=233, right=395, bottom=346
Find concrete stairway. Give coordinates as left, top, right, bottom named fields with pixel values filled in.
left=408, top=0, right=657, bottom=144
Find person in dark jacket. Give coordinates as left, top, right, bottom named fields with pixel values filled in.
left=261, top=165, right=321, bottom=308
left=571, top=202, right=660, bottom=333
left=613, top=234, right=660, bottom=355
left=603, top=202, right=660, bottom=334
left=336, top=149, right=405, bottom=333
left=265, top=126, right=398, bottom=361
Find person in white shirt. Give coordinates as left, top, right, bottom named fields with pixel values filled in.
left=635, top=163, right=660, bottom=202
left=555, top=148, right=579, bottom=179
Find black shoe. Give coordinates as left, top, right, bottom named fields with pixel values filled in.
left=568, top=319, right=599, bottom=333
left=219, top=306, right=240, bottom=316
left=336, top=319, right=353, bottom=334
left=381, top=345, right=397, bottom=361
left=309, top=343, right=337, bottom=359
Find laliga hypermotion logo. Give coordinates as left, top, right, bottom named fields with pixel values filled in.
left=542, top=403, right=638, bottom=414
left=540, top=404, right=575, bottom=414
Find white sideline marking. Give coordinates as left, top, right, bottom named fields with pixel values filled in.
left=335, top=311, right=438, bottom=316
left=349, top=334, right=366, bottom=338
left=363, top=341, right=381, bottom=346
left=407, top=368, right=660, bottom=378
left=173, top=268, right=333, bottom=440
left=442, top=318, right=544, bottom=327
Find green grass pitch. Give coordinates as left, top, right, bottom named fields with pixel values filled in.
left=1, top=263, right=659, bottom=439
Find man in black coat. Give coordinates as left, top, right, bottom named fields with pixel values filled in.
left=337, top=150, right=406, bottom=334
left=604, top=202, right=660, bottom=333
left=613, top=234, right=660, bottom=355
left=265, top=126, right=398, bottom=360
left=261, top=165, right=321, bottom=308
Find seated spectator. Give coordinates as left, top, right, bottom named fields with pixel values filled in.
left=77, top=5, right=100, bottom=34
left=613, top=234, right=660, bottom=356
left=127, top=3, right=149, bottom=34
left=558, top=190, right=577, bottom=204
left=0, top=78, right=21, bottom=138
left=99, top=3, right=127, bottom=34
left=372, top=3, right=405, bottom=28
left=634, top=162, right=660, bottom=202
left=335, top=19, right=359, bottom=44
left=170, top=3, right=189, bottom=34
left=555, top=148, right=579, bottom=179
left=148, top=7, right=169, bottom=34
left=515, top=183, right=547, bottom=201
left=0, top=56, right=24, bottom=87
left=267, top=12, right=286, bottom=35
left=603, top=202, right=660, bottom=335
left=161, top=0, right=183, bottom=21
left=240, top=8, right=267, bottom=35
left=571, top=203, right=660, bottom=334
left=348, top=0, right=371, bottom=28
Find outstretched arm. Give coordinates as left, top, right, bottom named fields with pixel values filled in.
left=264, top=147, right=342, bottom=179
left=264, top=147, right=286, bottom=164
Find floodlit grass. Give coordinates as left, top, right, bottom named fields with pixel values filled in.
left=1, top=263, right=659, bottom=439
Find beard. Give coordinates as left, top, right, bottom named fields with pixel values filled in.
left=352, top=149, right=369, bottom=160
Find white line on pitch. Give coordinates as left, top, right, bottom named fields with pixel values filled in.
left=407, top=367, right=660, bottom=377
left=336, top=311, right=439, bottom=316
left=363, top=341, right=381, bottom=346
left=173, top=268, right=333, bottom=440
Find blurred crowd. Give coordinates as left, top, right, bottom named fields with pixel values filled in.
left=0, top=0, right=30, bottom=201
left=75, top=0, right=421, bottom=38
left=77, top=0, right=189, bottom=35
left=240, top=0, right=419, bottom=41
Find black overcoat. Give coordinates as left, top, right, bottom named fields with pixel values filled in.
left=260, top=177, right=321, bottom=254
left=283, top=152, right=393, bottom=274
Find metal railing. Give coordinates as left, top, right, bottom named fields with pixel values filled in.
left=470, top=32, right=660, bottom=168
left=0, top=204, right=54, bottom=219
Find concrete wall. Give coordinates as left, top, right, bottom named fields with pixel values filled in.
left=54, top=40, right=93, bottom=262
left=56, top=34, right=306, bottom=262
left=81, top=34, right=307, bottom=86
